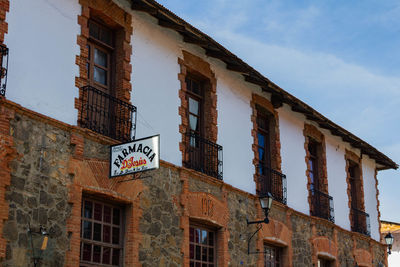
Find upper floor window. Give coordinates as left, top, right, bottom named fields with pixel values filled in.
left=87, top=20, right=114, bottom=93
left=255, top=105, right=286, bottom=204
left=80, top=198, right=124, bottom=267
left=186, top=75, right=204, bottom=137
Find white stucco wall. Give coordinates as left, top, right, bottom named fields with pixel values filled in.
left=5, top=0, right=80, bottom=125
left=362, top=156, right=380, bottom=241
left=324, top=132, right=350, bottom=230
left=214, top=66, right=255, bottom=194
left=389, top=251, right=400, bottom=267
left=278, top=105, right=309, bottom=214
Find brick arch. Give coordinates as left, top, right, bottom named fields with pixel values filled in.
left=355, top=248, right=372, bottom=267
left=187, top=192, right=228, bottom=226
left=312, top=236, right=338, bottom=265
left=259, top=218, right=290, bottom=246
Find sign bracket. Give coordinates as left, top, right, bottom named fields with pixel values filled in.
left=117, top=172, right=153, bottom=183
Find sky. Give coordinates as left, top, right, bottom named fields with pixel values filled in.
left=157, top=0, right=400, bottom=222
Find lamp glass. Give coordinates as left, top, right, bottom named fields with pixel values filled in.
left=385, top=233, right=394, bottom=246
left=259, top=193, right=273, bottom=210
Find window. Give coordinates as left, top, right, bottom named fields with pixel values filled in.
left=264, top=244, right=281, bottom=267
left=307, top=138, right=334, bottom=222
left=189, top=225, right=216, bottom=267
left=255, top=106, right=286, bottom=204
left=80, top=198, right=123, bottom=267
left=78, top=17, right=136, bottom=142
left=183, top=75, right=222, bottom=179
left=348, top=160, right=370, bottom=235
left=318, top=258, right=332, bottom=267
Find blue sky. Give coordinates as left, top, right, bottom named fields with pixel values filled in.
left=157, top=0, right=400, bottom=222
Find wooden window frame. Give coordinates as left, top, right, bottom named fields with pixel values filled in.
left=189, top=224, right=217, bottom=267
left=80, top=197, right=125, bottom=267
left=264, top=244, right=281, bottom=267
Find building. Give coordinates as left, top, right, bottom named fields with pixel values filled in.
left=381, top=221, right=400, bottom=266
left=0, top=0, right=397, bottom=266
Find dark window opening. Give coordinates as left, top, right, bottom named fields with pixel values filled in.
left=264, top=244, right=281, bottom=267
left=80, top=198, right=124, bottom=267
left=189, top=225, right=216, bottom=267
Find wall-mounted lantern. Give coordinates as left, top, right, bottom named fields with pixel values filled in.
left=385, top=232, right=394, bottom=255
left=27, top=224, right=49, bottom=267
left=246, top=193, right=273, bottom=254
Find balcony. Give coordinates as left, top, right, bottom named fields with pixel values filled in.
left=351, top=207, right=371, bottom=236
left=257, top=167, right=287, bottom=205
left=79, top=86, right=137, bottom=142
left=310, top=189, right=335, bottom=223
left=183, top=131, right=223, bottom=180
left=0, top=44, right=8, bottom=97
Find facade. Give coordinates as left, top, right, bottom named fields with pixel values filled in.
left=381, top=221, right=400, bottom=266
left=0, top=0, right=397, bottom=266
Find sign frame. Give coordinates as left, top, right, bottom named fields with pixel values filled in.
left=109, top=134, right=160, bottom=178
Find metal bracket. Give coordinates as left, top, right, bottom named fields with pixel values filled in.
left=247, top=222, right=263, bottom=255
left=117, top=172, right=152, bottom=183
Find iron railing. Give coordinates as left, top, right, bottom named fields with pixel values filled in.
left=0, top=44, right=9, bottom=97
left=183, top=131, right=223, bottom=180
left=351, top=207, right=371, bottom=236
left=310, top=188, right=335, bottom=223
left=257, top=167, right=287, bottom=204
left=79, top=86, right=137, bottom=142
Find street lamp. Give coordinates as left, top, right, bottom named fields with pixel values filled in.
left=385, top=232, right=394, bottom=255
left=27, top=224, right=49, bottom=267
left=246, top=193, right=273, bottom=254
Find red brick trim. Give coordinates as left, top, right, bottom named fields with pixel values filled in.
left=178, top=51, right=218, bottom=162
left=355, top=248, right=372, bottom=267
left=0, top=0, right=9, bottom=44
left=345, top=150, right=366, bottom=232
left=303, top=123, right=328, bottom=211
left=250, top=94, right=282, bottom=195
left=65, top=152, right=144, bottom=266
left=311, top=235, right=338, bottom=266
left=179, top=169, right=230, bottom=267
left=374, top=168, right=382, bottom=242
left=75, top=0, right=133, bottom=123
left=0, top=105, right=16, bottom=259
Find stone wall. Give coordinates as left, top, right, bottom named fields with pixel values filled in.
left=0, top=102, right=388, bottom=267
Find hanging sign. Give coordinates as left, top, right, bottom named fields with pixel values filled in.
left=110, top=135, right=160, bottom=178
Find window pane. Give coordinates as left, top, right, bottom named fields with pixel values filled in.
left=113, top=208, right=120, bottom=225
left=201, top=230, right=207, bottom=245
left=104, top=206, right=112, bottom=223
left=209, top=232, right=214, bottom=246
left=89, top=22, right=100, bottom=40
left=84, top=201, right=92, bottom=218
left=94, top=48, right=108, bottom=67
left=195, top=229, right=201, bottom=243
left=208, top=248, right=214, bottom=262
left=93, top=245, right=101, bottom=263
left=102, top=247, right=111, bottom=264
left=190, top=244, right=194, bottom=259
left=94, top=66, right=107, bottom=85
left=189, top=115, right=198, bottom=131
left=94, top=203, right=102, bottom=221
left=82, top=243, right=91, bottom=261
left=202, top=246, right=207, bottom=261
left=83, top=221, right=92, bottom=239
left=196, top=245, right=201, bottom=260
left=190, top=227, right=194, bottom=242
left=103, top=225, right=111, bottom=243
left=258, top=147, right=265, bottom=162
left=93, top=223, right=101, bottom=241
left=258, top=133, right=265, bottom=147
left=112, top=249, right=120, bottom=266
left=112, top=227, right=120, bottom=244
left=189, top=97, right=199, bottom=115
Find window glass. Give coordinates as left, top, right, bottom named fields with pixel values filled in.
left=190, top=226, right=216, bottom=266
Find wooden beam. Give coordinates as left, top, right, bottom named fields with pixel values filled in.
left=205, top=49, right=228, bottom=60
left=271, top=94, right=283, bottom=109
left=182, top=34, right=209, bottom=46
left=131, top=0, right=157, bottom=14
left=226, top=63, right=248, bottom=73
left=244, top=74, right=267, bottom=87
left=158, top=19, right=186, bottom=32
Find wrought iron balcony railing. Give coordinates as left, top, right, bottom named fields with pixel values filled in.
left=79, top=86, right=137, bottom=142
left=0, top=44, right=9, bottom=97
left=310, top=188, right=335, bottom=223
left=257, top=167, right=287, bottom=205
left=351, top=207, right=371, bottom=236
left=183, top=131, right=223, bottom=180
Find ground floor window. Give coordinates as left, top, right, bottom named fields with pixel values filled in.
left=80, top=198, right=124, bottom=267
left=264, top=244, right=281, bottom=267
left=318, top=258, right=332, bottom=267
left=189, top=225, right=216, bottom=267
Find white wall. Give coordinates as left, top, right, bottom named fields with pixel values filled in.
left=389, top=251, right=400, bottom=267
left=5, top=0, right=80, bottom=125
left=278, top=105, right=309, bottom=214
left=324, top=132, right=350, bottom=230
left=214, top=65, right=255, bottom=194
left=363, top=156, right=380, bottom=241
